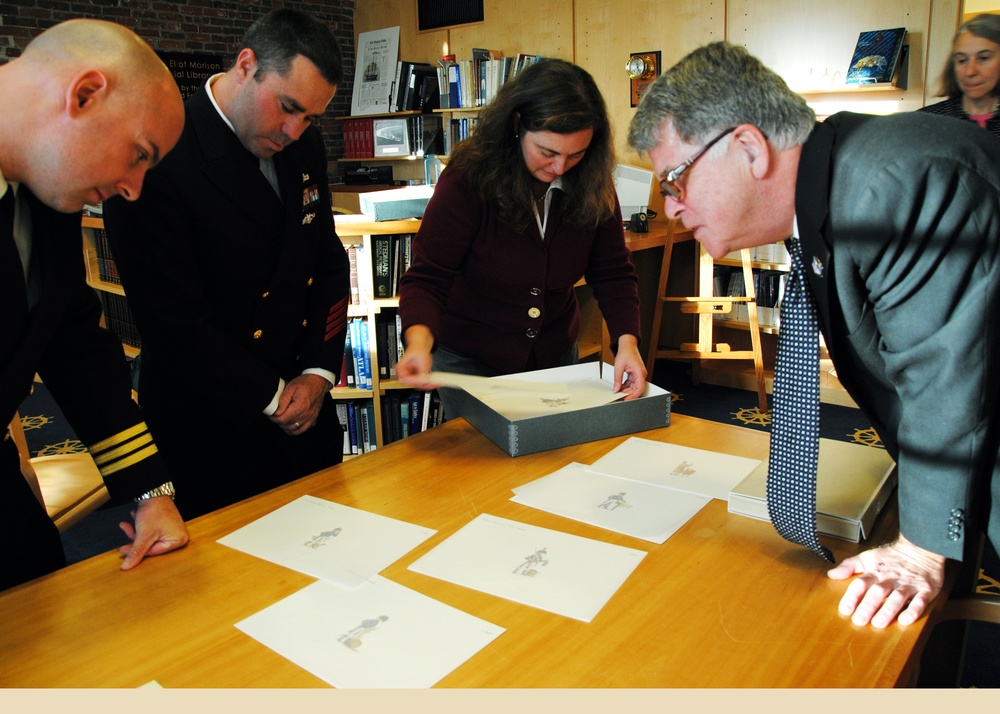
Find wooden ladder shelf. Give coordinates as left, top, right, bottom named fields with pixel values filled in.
left=645, top=223, right=768, bottom=411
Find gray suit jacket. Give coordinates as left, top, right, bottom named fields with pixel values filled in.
left=795, top=111, right=1000, bottom=560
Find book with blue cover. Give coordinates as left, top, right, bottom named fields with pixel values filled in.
left=845, top=28, right=906, bottom=84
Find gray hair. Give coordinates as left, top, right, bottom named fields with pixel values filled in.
left=937, top=13, right=1000, bottom=99
left=628, top=42, right=815, bottom=154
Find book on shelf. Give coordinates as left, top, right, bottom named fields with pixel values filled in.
left=346, top=402, right=359, bottom=454
left=348, top=318, right=372, bottom=390
left=727, top=438, right=898, bottom=543
left=338, top=333, right=355, bottom=388
left=347, top=244, right=360, bottom=305
left=334, top=402, right=351, bottom=455
left=372, top=234, right=393, bottom=298
left=845, top=28, right=906, bottom=85
left=341, top=117, right=374, bottom=159
left=369, top=233, right=414, bottom=298
left=390, top=60, right=433, bottom=112
left=404, top=64, right=439, bottom=111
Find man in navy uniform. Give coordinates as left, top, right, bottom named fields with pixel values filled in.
left=0, top=19, right=189, bottom=590
left=104, top=9, right=351, bottom=519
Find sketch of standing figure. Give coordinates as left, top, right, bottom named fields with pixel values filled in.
left=513, top=547, right=549, bottom=576
left=339, top=615, right=389, bottom=650
left=304, top=528, right=342, bottom=549
left=598, top=492, right=630, bottom=510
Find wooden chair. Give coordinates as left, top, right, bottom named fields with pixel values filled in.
left=9, top=411, right=109, bottom=533
left=645, top=222, right=768, bottom=411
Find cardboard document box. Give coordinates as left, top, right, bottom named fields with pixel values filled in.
left=447, top=362, right=671, bottom=457
left=727, top=438, right=897, bottom=543
left=359, top=185, right=435, bottom=221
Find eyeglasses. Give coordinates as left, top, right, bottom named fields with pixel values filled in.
left=659, top=127, right=736, bottom=201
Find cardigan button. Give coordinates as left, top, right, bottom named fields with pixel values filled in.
left=529, top=287, right=541, bottom=296
left=528, top=307, right=541, bottom=319
left=526, top=328, right=538, bottom=338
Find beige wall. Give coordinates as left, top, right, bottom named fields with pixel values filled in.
left=356, top=0, right=961, bottom=171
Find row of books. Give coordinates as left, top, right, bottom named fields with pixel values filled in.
left=92, top=228, right=121, bottom=285
left=342, top=117, right=375, bottom=159
left=438, top=50, right=543, bottom=110
left=381, top=390, right=444, bottom=446
left=332, top=390, right=444, bottom=454
left=442, top=116, right=479, bottom=156
left=343, top=115, right=445, bottom=160
left=98, top=292, right=142, bottom=349
left=372, top=233, right=413, bottom=298
left=387, top=60, right=440, bottom=113
left=338, top=317, right=373, bottom=390
left=333, top=400, right=377, bottom=455
left=712, top=267, right=788, bottom=328
left=375, top=310, right=405, bottom=381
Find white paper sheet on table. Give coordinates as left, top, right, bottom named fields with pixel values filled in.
left=589, top=436, right=762, bottom=501
left=217, top=495, right=436, bottom=589
left=428, top=364, right=626, bottom=420
left=235, top=575, right=505, bottom=688
left=408, top=514, right=646, bottom=622
left=510, top=462, right=711, bottom=544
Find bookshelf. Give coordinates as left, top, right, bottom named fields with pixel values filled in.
left=81, top=215, right=140, bottom=359
left=336, top=111, right=445, bottom=186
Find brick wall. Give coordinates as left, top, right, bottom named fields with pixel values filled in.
left=0, top=0, right=356, bottom=183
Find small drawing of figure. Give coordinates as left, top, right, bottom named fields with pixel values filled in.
left=540, top=397, right=570, bottom=408
left=339, top=615, right=389, bottom=651
left=598, top=492, right=630, bottom=510
left=513, top=547, right=549, bottom=576
left=670, top=460, right=696, bottom=477
left=304, top=528, right=342, bottom=549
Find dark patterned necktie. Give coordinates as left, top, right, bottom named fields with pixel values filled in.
left=766, top=238, right=833, bottom=563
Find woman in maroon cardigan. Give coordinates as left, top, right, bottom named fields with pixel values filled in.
left=397, top=59, right=646, bottom=418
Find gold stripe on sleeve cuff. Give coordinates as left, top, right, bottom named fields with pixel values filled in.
left=90, top=422, right=160, bottom=476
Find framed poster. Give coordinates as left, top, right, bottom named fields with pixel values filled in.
left=350, top=26, right=400, bottom=115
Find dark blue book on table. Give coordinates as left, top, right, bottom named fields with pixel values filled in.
left=845, top=28, right=906, bottom=84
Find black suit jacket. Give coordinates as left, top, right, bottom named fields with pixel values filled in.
left=1, top=187, right=171, bottom=588
left=795, top=111, right=1000, bottom=560
left=104, top=84, right=350, bottom=518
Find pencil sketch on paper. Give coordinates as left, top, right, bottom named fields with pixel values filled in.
left=513, top=547, right=549, bottom=576
left=597, top=492, right=632, bottom=511
left=339, top=615, right=389, bottom=651
left=304, top=528, right=342, bottom=549
left=670, top=461, right=696, bottom=477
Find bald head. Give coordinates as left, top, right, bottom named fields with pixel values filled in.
left=0, top=19, right=184, bottom=211
left=26, top=19, right=177, bottom=95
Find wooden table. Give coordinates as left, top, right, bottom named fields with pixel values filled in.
left=0, top=415, right=937, bottom=688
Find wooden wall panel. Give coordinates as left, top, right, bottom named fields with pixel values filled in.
left=448, top=0, right=574, bottom=61
left=354, top=0, right=447, bottom=64
left=575, top=0, right=725, bottom=165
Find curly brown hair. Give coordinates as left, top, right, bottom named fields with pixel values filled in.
left=444, top=58, right=617, bottom=232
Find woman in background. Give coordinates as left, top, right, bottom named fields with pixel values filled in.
left=396, top=59, right=646, bottom=417
left=920, top=13, right=1000, bottom=138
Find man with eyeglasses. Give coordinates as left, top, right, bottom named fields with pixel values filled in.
left=629, top=41, right=1000, bottom=629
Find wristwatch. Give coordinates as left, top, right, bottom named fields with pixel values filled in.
left=134, top=481, right=176, bottom=501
